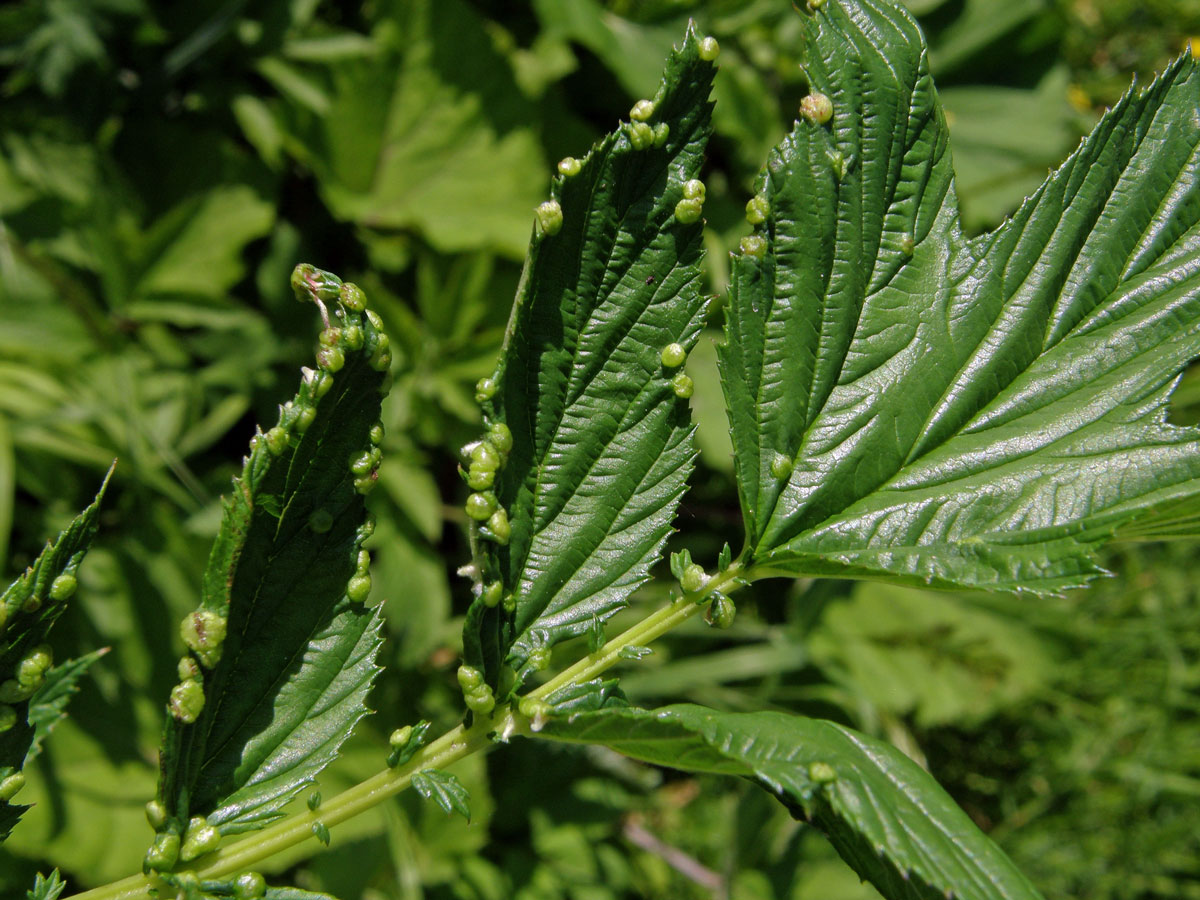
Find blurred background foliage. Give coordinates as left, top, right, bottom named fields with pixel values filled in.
left=2, top=0, right=1200, bottom=897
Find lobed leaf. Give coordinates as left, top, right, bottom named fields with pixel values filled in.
left=411, top=769, right=471, bottom=821
left=154, top=267, right=389, bottom=854
left=721, top=0, right=1200, bottom=592
left=532, top=704, right=1044, bottom=900
left=0, top=466, right=111, bottom=842
left=463, top=25, right=717, bottom=682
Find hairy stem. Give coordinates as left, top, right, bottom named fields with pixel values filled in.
left=65, top=560, right=750, bottom=900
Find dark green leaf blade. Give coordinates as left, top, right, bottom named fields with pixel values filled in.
left=0, top=466, right=111, bottom=842
left=411, top=768, right=471, bottom=821
left=464, top=26, right=717, bottom=680
left=723, top=0, right=1200, bottom=592
left=155, top=269, right=389, bottom=852
left=532, top=704, right=1045, bottom=900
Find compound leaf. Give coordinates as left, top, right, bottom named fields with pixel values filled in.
left=722, top=0, right=1200, bottom=592
left=463, top=27, right=716, bottom=680
left=154, top=268, right=389, bottom=852
left=533, top=704, right=1044, bottom=900
left=0, top=465, right=111, bottom=842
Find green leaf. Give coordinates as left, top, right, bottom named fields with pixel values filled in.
left=155, top=268, right=389, bottom=844
left=25, top=647, right=108, bottom=762
left=0, top=464, right=111, bottom=841
left=411, top=769, right=471, bottom=821
left=532, top=704, right=1044, bottom=900
left=721, top=0, right=1200, bottom=593
left=26, top=869, right=65, bottom=900
left=462, top=26, right=717, bottom=682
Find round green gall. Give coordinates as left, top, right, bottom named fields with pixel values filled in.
left=705, top=593, right=736, bottom=629
left=475, top=377, right=498, bottom=403
left=899, top=233, right=915, bottom=255
left=652, top=122, right=670, bottom=148
left=680, top=563, right=707, bottom=594
left=180, top=815, right=221, bottom=862
left=0, top=705, right=16, bottom=733
left=311, top=370, right=334, bottom=398
left=627, top=121, right=654, bottom=150
left=343, top=323, right=364, bottom=350
left=308, top=508, right=334, bottom=534
left=389, top=725, right=413, bottom=749
left=318, top=327, right=341, bottom=347
left=16, top=644, right=52, bottom=687
left=339, top=282, right=367, bottom=313
left=528, top=647, right=551, bottom=671
left=49, top=573, right=77, bottom=601
left=354, top=472, right=378, bottom=495
left=745, top=194, right=770, bottom=225
left=470, top=441, right=501, bottom=471
left=488, top=422, right=513, bottom=454
left=557, top=156, right=582, bottom=177
left=365, top=309, right=384, bottom=331
left=518, top=696, right=551, bottom=720
left=630, top=99, right=655, bottom=122
left=234, top=872, right=268, bottom=900
left=674, top=198, right=703, bottom=225
left=482, top=581, right=503, bottom=608
left=457, top=665, right=484, bottom=691
left=0, top=680, right=32, bottom=704
left=740, top=235, right=767, bottom=258
left=317, top=345, right=345, bottom=373
left=808, top=761, right=837, bottom=784
left=370, top=347, right=393, bottom=372
left=808, top=0, right=827, bottom=9
left=169, top=679, right=206, bottom=724
left=770, top=453, right=793, bottom=479
left=180, top=610, right=227, bottom=668
left=465, top=492, right=497, bottom=522
left=464, top=686, right=495, bottom=715
left=369, top=422, right=385, bottom=445
left=682, top=179, right=706, bottom=200
left=800, top=92, right=833, bottom=125
left=265, top=426, right=288, bottom=456
left=295, top=405, right=317, bottom=434
left=357, top=549, right=371, bottom=573
left=350, top=451, right=375, bottom=476
left=145, top=799, right=168, bottom=830
left=467, top=465, right=495, bottom=491
left=698, top=36, right=720, bottom=61
left=536, top=200, right=564, bottom=236
left=346, top=574, right=372, bottom=603
left=143, top=831, right=181, bottom=873
left=502, top=592, right=517, bottom=613
left=671, top=373, right=694, bottom=399
left=660, top=342, right=687, bottom=368
left=486, top=508, right=511, bottom=545
left=0, top=772, right=24, bottom=802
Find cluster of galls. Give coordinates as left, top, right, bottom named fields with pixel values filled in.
left=456, top=664, right=496, bottom=716
left=158, top=871, right=267, bottom=900
left=673, top=550, right=736, bottom=630
left=461, top=417, right=514, bottom=547
left=144, top=802, right=221, bottom=872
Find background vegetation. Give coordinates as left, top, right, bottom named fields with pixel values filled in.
left=2, top=0, right=1200, bottom=897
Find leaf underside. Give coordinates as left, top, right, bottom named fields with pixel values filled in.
left=721, top=0, right=1200, bottom=593
left=157, top=280, right=387, bottom=837
left=534, top=704, right=1044, bottom=900
left=464, top=27, right=716, bottom=681
left=0, top=466, right=111, bottom=842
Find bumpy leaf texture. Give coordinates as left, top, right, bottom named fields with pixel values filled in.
left=534, top=704, right=1044, bottom=900
left=156, top=269, right=388, bottom=840
left=721, top=0, right=1200, bottom=592
left=0, top=466, right=110, bottom=842
left=464, top=27, right=715, bottom=682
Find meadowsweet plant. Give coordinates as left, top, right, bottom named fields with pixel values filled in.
left=7, top=0, right=1200, bottom=897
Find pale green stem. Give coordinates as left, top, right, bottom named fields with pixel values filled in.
left=65, top=560, right=750, bottom=900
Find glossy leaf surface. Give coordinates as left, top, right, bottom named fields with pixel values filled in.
left=464, top=29, right=716, bottom=679
left=156, top=270, right=388, bottom=838
left=721, top=0, right=1200, bottom=592
left=534, top=704, right=1044, bottom=900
